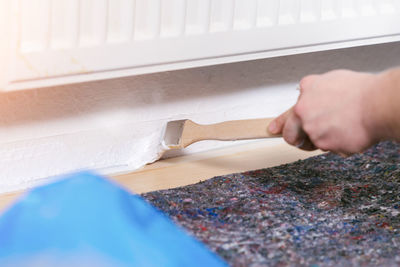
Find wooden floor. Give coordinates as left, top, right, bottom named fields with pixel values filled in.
left=0, top=140, right=322, bottom=213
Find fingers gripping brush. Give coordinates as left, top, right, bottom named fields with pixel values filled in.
left=162, top=118, right=282, bottom=150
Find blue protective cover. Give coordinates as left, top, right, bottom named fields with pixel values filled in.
left=0, top=171, right=227, bottom=267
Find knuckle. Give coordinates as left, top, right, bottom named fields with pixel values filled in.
left=299, top=78, right=309, bottom=92
left=314, top=139, right=330, bottom=151
left=293, top=103, right=304, bottom=118
left=299, top=75, right=317, bottom=91
left=328, top=69, right=351, bottom=76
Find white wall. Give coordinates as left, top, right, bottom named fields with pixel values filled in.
left=0, top=42, right=399, bottom=192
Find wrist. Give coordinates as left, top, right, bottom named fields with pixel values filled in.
left=365, top=69, right=399, bottom=141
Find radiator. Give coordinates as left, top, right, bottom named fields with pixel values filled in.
left=1, top=0, right=399, bottom=91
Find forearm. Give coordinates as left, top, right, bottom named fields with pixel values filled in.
left=368, top=68, right=400, bottom=141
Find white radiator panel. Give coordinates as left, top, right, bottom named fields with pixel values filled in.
left=1, top=0, right=400, bottom=91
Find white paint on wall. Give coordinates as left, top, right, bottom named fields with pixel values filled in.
left=0, top=42, right=399, bottom=193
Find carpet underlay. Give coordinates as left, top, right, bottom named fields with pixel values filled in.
left=142, top=142, right=400, bottom=267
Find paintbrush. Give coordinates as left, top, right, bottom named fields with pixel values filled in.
left=162, top=118, right=281, bottom=150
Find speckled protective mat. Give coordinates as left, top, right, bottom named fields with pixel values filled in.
left=142, top=142, right=400, bottom=267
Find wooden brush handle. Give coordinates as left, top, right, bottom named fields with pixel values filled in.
left=181, top=118, right=281, bottom=147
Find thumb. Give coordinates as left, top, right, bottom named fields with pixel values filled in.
left=268, top=108, right=293, bottom=135
left=282, top=110, right=307, bottom=147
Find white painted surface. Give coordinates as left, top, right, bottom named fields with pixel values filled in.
left=0, top=42, right=399, bottom=193
left=1, top=0, right=400, bottom=91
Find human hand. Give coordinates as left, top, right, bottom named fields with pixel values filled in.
left=268, top=70, right=382, bottom=156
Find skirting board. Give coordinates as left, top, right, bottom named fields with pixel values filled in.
left=0, top=140, right=322, bottom=212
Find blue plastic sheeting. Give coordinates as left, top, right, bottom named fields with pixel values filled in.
left=0, top=171, right=227, bottom=267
